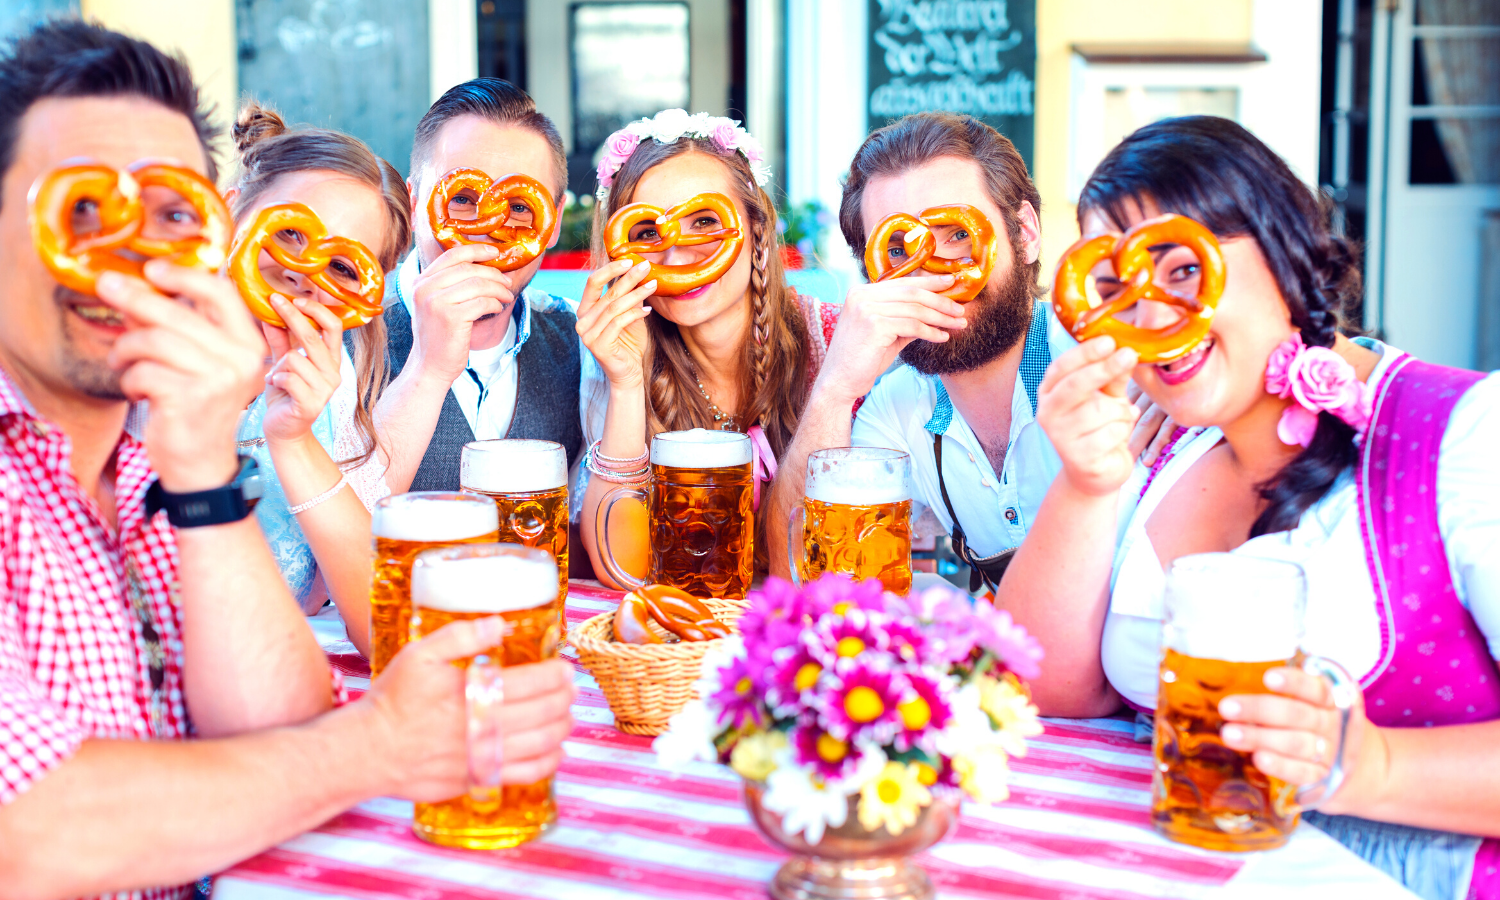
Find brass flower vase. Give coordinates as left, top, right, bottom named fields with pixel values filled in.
left=743, top=781, right=961, bottom=900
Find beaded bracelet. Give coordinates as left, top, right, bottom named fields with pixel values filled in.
left=287, top=473, right=349, bottom=515
left=584, top=442, right=650, bottom=484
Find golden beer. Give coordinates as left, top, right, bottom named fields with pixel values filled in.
left=1151, top=553, right=1354, bottom=852
left=461, top=440, right=569, bottom=619
left=368, top=493, right=499, bottom=679
left=1153, top=648, right=1298, bottom=851
left=409, top=543, right=561, bottom=850
left=597, top=429, right=754, bottom=599
left=792, top=447, right=913, bottom=593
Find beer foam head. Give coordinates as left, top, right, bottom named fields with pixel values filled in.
left=651, top=428, right=752, bottom=468
left=461, top=439, right=567, bottom=493
left=1162, top=553, right=1304, bottom=663
left=805, top=447, right=910, bottom=505
left=411, top=544, right=557, bottom=613
left=372, top=492, right=499, bottom=542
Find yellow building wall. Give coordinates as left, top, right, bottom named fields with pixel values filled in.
left=80, top=0, right=238, bottom=157
left=1032, top=0, right=1254, bottom=273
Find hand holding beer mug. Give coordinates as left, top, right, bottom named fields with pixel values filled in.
left=595, top=429, right=754, bottom=599
left=369, top=493, right=501, bottom=678
left=410, top=544, right=563, bottom=849
left=461, top=439, right=570, bottom=620
left=1153, top=553, right=1357, bottom=851
left=788, top=447, right=913, bottom=594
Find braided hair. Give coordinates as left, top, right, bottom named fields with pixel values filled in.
left=590, top=135, right=810, bottom=571
left=1078, top=116, right=1363, bottom=536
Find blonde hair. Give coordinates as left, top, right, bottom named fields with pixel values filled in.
left=230, top=101, right=413, bottom=467
left=590, top=136, right=810, bottom=571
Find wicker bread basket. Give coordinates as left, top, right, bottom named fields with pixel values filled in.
left=571, top=597, right=748, bottom=736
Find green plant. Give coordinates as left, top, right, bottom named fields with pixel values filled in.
left=778, top=199, right=831, bottom=259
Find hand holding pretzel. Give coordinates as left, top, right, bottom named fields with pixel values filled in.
left=427, top=168, right=557, bottom=272
left=1052, top=214, right=1225, bottom=364
left=863, top=203, right=999, bottom=303
left=28, top=160, right=232, bottom=296
left=603, top=192, right=744, bottom=297
left=229, top=203, right=385, bottom=330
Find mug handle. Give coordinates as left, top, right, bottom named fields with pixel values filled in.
left=466, top=654, right=505, bottom=802
left=786, top=504, right=806, bottom=586
left=595, top=485, right=648, bottom=591
left=1293, top=655, right=1360, bottom=810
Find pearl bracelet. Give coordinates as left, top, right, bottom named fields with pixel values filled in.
left=287, top=473, right=349, bottom=515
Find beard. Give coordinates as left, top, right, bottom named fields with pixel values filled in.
left=899, top=256, right=1036, bottom=375
left=55, top=286, right=127, bottom=401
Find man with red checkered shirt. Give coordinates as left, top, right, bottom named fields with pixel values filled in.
left=0, top=22, right=576, bottom=900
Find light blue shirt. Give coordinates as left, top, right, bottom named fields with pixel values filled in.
left=849, top=302, right=1075, bottom=556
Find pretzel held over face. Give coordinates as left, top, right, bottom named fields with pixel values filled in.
left=1052, top=214, right=1226, bottom=364
left=427, top=168, right=557, bottom=271
left=603, top=192, right=744, bottom=297
left=229, top=203, right=385, bottom=330
left=613, top=583, right=731, bottom=644
left=28, top=160, right=232, bottom=295
left=863, top=203, right=1000, bottom=303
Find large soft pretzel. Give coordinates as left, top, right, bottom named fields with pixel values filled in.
left=29, top=160, right=232, bottom=295
left=1052, top=214, right=1225, bottom=364
left=427, top=168, right=557, bottom=271
left=863, top=203, right=999, bottom=303
left=603, top=192, right=744, bottom=297
left=229, top=203, right=385, bottom=330
left=612, top=583, right=730, bottom=644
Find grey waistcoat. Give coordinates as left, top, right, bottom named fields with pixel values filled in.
left=377, top=295, right=583, bottom=493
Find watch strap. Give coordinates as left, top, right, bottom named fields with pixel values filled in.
left=146, top=456, right=260, bottom=528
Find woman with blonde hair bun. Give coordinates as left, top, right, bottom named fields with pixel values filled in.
left=576, top=110, right=841, bottom=582
left=229, top=102, right=412, bottom=655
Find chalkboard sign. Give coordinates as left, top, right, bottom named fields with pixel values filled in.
left=236, top=0, right=429, bottom=177
left=867, top=0, right=1036, bottom=167
left=1, top=0, right=77, bottom=40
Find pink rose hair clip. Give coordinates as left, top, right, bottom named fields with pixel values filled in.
left=594, top=109, right=771, bottom=201
left=1264, top=332, right=1372, bottom=447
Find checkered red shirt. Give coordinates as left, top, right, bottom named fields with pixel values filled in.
left=0, top=366, right=343, bottom=900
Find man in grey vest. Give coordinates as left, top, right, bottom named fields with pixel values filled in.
left=372, top=79, right=583, bottom=493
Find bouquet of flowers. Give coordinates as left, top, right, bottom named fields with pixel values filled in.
left=654, top=574, right=1044, bottom=845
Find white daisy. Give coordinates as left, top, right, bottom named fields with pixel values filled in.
left=652, top=699, right=718, bottom=772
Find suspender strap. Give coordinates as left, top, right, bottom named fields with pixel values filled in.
left=933, top=432, right=1016, bottom=592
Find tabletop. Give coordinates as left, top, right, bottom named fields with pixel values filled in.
left=213, top=582, right=1417, bottom=900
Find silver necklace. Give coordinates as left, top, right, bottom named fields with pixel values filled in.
left=693, top=370, right=741, bottom=430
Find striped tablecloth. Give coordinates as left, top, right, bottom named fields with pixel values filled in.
left=215, top=583, right=1416, bottom=900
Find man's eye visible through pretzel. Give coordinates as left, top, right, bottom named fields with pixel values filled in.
left=70, top=198, right=102, bottom=234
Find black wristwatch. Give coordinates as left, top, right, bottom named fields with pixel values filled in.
left=146, top=455, right=263, bottom=528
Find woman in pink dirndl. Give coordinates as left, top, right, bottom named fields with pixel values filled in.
left=1000, top=116, right=1500, bottom=900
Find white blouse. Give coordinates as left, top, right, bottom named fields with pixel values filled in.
left=1102, top=343, right=1500, bottom=710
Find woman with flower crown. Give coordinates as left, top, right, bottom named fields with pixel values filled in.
left=1000, top=116, right=1500, bottom=900
left=575, top=109, right=841, bottom=583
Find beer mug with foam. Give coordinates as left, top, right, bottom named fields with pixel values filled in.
left=461, top=439, right=569, bottom=619
left=595, top=428, right=754, bottom=599
left=1153, top=553, right=1358, bottom=851
left=368, top=492, right=500, bottom=678
left=788, top=447, right=913, bottom=594
left=409, top=543, right=561, bottom=849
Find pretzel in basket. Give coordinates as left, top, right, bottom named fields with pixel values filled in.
left=427, top=168, right=557, bottom=271
left=863, top=203, right=1000, bottom=302
left=603, top=192, right=744, bottom=297
left=29, top=160, right=232, bottom=295
left=229, top=203, right=385, bottom=329
left=613, top=583, right=731, bottom=644
left=1051, top=214, right=1226, bottom=364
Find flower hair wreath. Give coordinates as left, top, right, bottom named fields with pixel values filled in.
left=595, top=108, right=772, bottom=202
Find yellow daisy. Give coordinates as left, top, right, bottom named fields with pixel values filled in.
left=978, top=674, right=1044, bottom=756
left=953, top=745, right=1011, bottom=804
left=729, top=730, right=789, bottom=782
left=857, top=761, right=932, bottom=836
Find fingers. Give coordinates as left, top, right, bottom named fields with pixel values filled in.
left=140, top=260, right=260, bottom=337
left=1042, top=344, right=1139, bottom=410
left=502, top=749, right=565, bottom=786
left=497, top=659, right=576, bottom=703
left=1220, top=691, right=1335, bottom=735
left=1040, top=337, right=1120, bottom=394
left=425, top=241, right=503, bottom=274
left=270, top=295, right=342, bottom=378
left=412, top=616, right=507, bottom=663
left=1128, top=400, right=1167, bottom=460
left=499, top=699, right=575, bottom=762
left=581, top=259, right=636, bottom=312
left=1142, top=413, right=1179, bottom=467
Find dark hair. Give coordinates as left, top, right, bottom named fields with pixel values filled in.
left=840, top=112, right=1042, bottom=294
left=230, top=101, right=412, bottom=468
left=0, top=19, right=218, bottom=209
left=1078, top=116, right=1363, bottom=536
left=410, top=77, right=567, bottom=198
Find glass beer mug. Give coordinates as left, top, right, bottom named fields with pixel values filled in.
left=408, top=543, right=562, bottom=850
left=461, top=439, right=570, bottom=621
left=1153, top=553, right=1358, bottom=851
left=368, top=492, right=500, bottom=679
left=595, top=428, right=754, bottom=599
left=788, top=447, right=913, bottom=594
